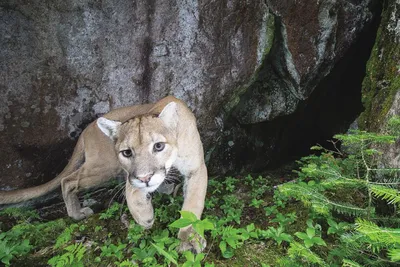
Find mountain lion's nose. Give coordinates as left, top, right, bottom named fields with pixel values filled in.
left=138, top=173, right=153, bottom=183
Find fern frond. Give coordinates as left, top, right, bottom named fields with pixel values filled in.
left=276, top=257, right=299, bottom=267
left=369, top=180, right=400, bottom=187
left=301, top=161, right=350, bottom=182
left=342, top=259, right=363, bottom=267
left=355, top=219, right=400, bottom=246
left=335, top=131, right=396, bottom=145
left=321, top=178, right=365, bottom=189
left=279, top=183, right=368, bottom=217
left=388, top=248, right=400, bottom=262
left=329, top=201, right=368, bottom=217
left=340, top=233, right=365, bottom=250
left=287, top=241, right=326, bottom=266
left=370, top=185, right=400, bottom=205
left=341, top=232, right=394, bottom=265
left=372, top=216, right=400, bottom=225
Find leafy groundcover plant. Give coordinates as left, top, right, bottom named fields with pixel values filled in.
left=0, top=174, right=285, bottom=266
left=1, top=118, right=400, bottom=266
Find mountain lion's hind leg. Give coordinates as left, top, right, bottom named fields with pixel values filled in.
left=61, top=165, right=116, bottom=220
left=60, top=169, right=93, bottom=220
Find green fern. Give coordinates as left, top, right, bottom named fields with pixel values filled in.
left=388, top=248, right=400, bottom=262
left=370, top=185, right=400, bottom=205
left=287, top=241, right=326, bottom=266
left=355, top=219, right=400, bottom=247
left=48, top=243, right=86, bottom=267
left=279, top=183, right=368, bottom=217
left=342, top=259, right=363, bottom=267
left=338, top=233, right=389, bottom=266
left=54, top=224, right=79, bottom=249
left=280, top=118, right=400, bottom=266
left=335, top=130, right=396, bottom=146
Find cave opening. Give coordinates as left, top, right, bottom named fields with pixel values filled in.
left=259, top=1, right=384, bottom=169
left=211, top=1, right=384, bottom=174
left=281, top=2, right=383, bottom=163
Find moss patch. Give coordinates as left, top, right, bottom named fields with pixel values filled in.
left=358, top=0, right=400, bottom=131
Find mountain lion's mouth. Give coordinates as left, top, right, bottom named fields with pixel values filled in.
left=130, top=173, right=165, bottom=193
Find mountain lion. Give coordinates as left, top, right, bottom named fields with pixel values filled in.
left=0, top=96, right=208, bottom=252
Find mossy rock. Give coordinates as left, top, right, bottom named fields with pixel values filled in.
left=358, top=0, right=400, bottom=131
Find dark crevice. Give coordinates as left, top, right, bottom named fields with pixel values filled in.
left=139, top=1, right=155, bottom=103
left=277, top=0, right=383, bottom=163
left=141, top=36, right=153, bottom=103
left=209, top=1, right=383, bottom=174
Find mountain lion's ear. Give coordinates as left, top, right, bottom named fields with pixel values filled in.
left=159, top=102, right=178, bottom=129
left=97, top=117, right=121, bottom=140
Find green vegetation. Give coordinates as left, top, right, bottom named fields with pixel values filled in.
left=277, top=117, right=400, bottom=266
left=0, top=230, right=32, bottom=266
left=48, top=243, right=86, bottom=267
left=1, top=118, right=400, bottom=266
left=99, top=202, right=124, bottom=220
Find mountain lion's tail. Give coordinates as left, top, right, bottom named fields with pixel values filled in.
left=0, top=136, right=85, bottom=204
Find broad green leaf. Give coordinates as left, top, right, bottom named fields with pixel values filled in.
left=169, top=218, right=193, bottom=228
left=180, top=211, right=198, bottom=222
left=183, top=250, right=195, bottom=262
left=195, top=253, right=205, bottom=262
left=226, top=236, right=237, bottom=248
left=219, top=241, right=227, bottom=254
left=193, top=222, right=205, bottom=238
left=222, top=246, right=234, bottom=259
left=327, top=219, right=338, bottom=228
left=304, top=239, right=314, bottom=248
left=306, top=228, right=315, bottom=238
left=295, top=232, right=308, bottom=240
left=311, top=237, right=326, bottom=246
left=327, top=227, right=336, bottom=235
left=201, top=218, right=215, bottom=230
left=247, top=223, right=255, bottom=232
left=281, top=233, right=293, bottom=243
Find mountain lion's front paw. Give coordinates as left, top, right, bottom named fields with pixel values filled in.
left=70, top=207, right=94, bottom=221
left=178, top=227, right=207, bottom=254
left=80, top=207, right=94, bottom=218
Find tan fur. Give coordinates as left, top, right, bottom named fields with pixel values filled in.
left=0, top=96, right=208, bottom=253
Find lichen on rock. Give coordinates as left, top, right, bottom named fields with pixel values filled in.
left=358, top=0, right=400, bottom=132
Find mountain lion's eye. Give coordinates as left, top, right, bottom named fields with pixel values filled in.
left=121, top=149, right=133, bottom=158
left=153, top=142, right=165, bottom=152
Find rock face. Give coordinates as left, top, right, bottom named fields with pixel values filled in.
left=0, top=0, right=380, bottom=190
left=359, top=0, right=400, bottom=130
left=358, top=0, right=400, bottom=167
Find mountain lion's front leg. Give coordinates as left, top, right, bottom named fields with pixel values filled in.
left=178, top=163, right=208, bottom=253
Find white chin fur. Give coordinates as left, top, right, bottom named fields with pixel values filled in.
left=130, top=173, right=165, bottom=193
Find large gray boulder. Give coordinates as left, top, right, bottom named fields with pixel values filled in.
left=0, top=0, right=380, bottom=190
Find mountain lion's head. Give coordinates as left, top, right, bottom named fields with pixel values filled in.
left=97, top=102, right=178, bottom=193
